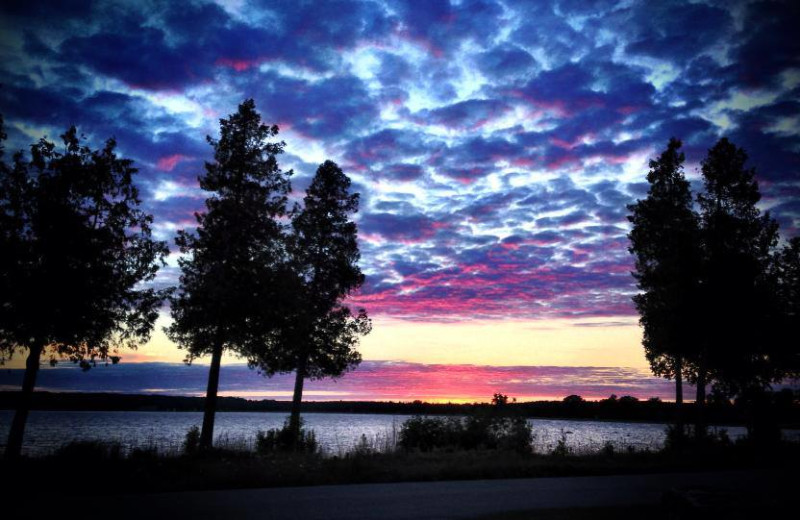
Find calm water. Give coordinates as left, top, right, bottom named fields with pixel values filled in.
left=0, top=410, right=769, bottom=456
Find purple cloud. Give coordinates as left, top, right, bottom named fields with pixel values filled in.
left=0, top=0, right=797, bottom=325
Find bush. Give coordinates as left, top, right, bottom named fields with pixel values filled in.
left=664, top=423, right=689, bottom=451
left=398, top=416, right=459, bottom=452
left=352, top=434, right=375, bottom=457
left=398, top=401, right=533, bottom=453
left=601, top=440, right=616, bottom=456
left=256, top=419, right=318, bottom=454
left=552, top=429, right=570, bottom=457
left=664, top=423, right=733, bottom=452
left=183, top=425, right=201, bottom=455
left=54, top=440, right=123, bottom=461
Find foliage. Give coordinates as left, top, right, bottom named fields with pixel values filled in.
left=627, top=138, right=701, bottom=390
left=663, top=423, right=732, bottom=452
left=352, top=434, right=375, bottom=457
left=166, top=99, right=292, bottom=449
left=562, top=394, right=585, bottom=405
left=766, top=237, right=800, bottom=380
left=183, top=425, right=201, bottom=455
left=552, top=429, right=570, bottom=457
left=0, top=118, right=168, bottom=458
left=248, top=160, right=370, bottom=437
left=663, top=423, right=690, bottom=451
left=601, top=440, right=616, bottom=457
left=696, top=138, right=780, bottom=396
left=167, top=98, right=291, bottom=362
left=255, top=420, right=318, bottom=454
left=398, top=396, right=533, bottom=453
left=54, top=440, right=124, bottom=461
left=398, top=416, right=464, bottom=452
left=629, top=137, right=798, bottom=443
left=285, top=160, right=370, bottom=380
left=0, top=123, right=168, bottom=365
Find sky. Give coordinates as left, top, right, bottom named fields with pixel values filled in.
left=0, top=0, right=798, bottom=402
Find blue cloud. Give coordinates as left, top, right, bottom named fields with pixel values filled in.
left=1, top=0, right=797, bottom=323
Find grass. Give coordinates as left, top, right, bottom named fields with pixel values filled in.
left=2, top=437, right=798, bottom=494
left=477, top=505, right=662, bottom=520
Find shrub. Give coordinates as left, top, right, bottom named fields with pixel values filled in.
left=256, top=419, right=318, bottom=454
left=601, top=440, right=616, bottom=456
left=664, top=423, right=689, bottom=451
left=352, top=434, right=374, bottom=456
left=183, top=425, right=201, bottom=455
left=552, top=429, right=570, bottom=456
left=398, top=416, right=457, bottom=452
left=500, top=416, right=533, bottom=453
left=398, top=403, right=533, bottom=453
left=54, top=440, right=123, bottom=461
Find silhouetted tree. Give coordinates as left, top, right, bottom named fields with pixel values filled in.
left=0, top=120, right=168, bottom=459
left=492, top=393, right=509, bottom=407
left=696, top=138, right=779, bottom=424
left=166, top=99, right=291, bottom=450
left=252, top=160, right=370, bottom=441
left=562, top=394, right=585, bottom=405
left=627, top=138, right=701, bottom=436
left=769, top=237, right=800, bottom=378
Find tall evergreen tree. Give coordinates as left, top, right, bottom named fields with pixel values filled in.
left=167, top=99, right=291, bottom=450
left=0, top=121, right=168, bottom=459
left=627, top=138, right=702, bottom=436
left=696, top=138, right=779, bottom=404
left=770, top=237, right=800, bottom=378
left=252, top=160, right=370, bottom=439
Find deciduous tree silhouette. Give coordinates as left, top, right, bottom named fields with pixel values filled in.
left=627, top=138, right=701, bottom=437
left=166, top=99, right=291, bottom=450
left=0, top=118, right=168, bottom=459
left=251, top=160, right=370, bottom=442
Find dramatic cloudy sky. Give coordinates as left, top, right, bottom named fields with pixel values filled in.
left=1, top=0, right=798, bottom=401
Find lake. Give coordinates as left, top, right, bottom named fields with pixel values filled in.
left=1, top=410, right=777, bottom=456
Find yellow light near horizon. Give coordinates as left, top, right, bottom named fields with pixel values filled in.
left=359, top=316, right=646, bottom=368
left=2, top=314, right=647, bottom=370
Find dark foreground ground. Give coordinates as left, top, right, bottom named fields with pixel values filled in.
left=4, top=438, right=800, bottom=492
left=6, top=470, right=796, bottom=520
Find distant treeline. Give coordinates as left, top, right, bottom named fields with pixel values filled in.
left=2, top=391, right=798, bottom=428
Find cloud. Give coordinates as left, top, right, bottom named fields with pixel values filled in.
left=1, top=0, right=797, bottom=326
left=416, top=99, right=511, bottom=129
left=0, top=361, right=688, bottom=401
left=623, top=2, right=733, bottom=62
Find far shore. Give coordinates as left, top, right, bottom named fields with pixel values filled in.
left=2, top=390, right=799, bottom=428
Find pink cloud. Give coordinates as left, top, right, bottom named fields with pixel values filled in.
left=157, top=154, right=190, bottom=172
left=215, top=57, right=262, bottom=72
left=8, top=362, right=688, bottom=403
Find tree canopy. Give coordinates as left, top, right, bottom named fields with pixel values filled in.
left=627, top=138, right=701, bottom=395
left=629, top=136, right=797, bottom=441
left=0, top=120, right=168, bottom=458
left=697, top=138, right=780, bottom=397
left=167, top=99, right=293, bottom=449
left=248, top=160, right=370, bottom=438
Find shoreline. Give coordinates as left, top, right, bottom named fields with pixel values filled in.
left=4, top=390, right=797, bottom=427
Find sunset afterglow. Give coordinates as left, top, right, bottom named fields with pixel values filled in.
left=1, top=0, right=797, bottom=401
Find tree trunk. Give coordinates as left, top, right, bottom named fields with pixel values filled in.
left=289, top=355, right=307, bottom=443
left=5, top=341, right=44, bottom=460
left=695, top=357, right=707, bottom=440
left=674, top=356, right=684, bottom=436
left=199, top=340, right=224, bottom=451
